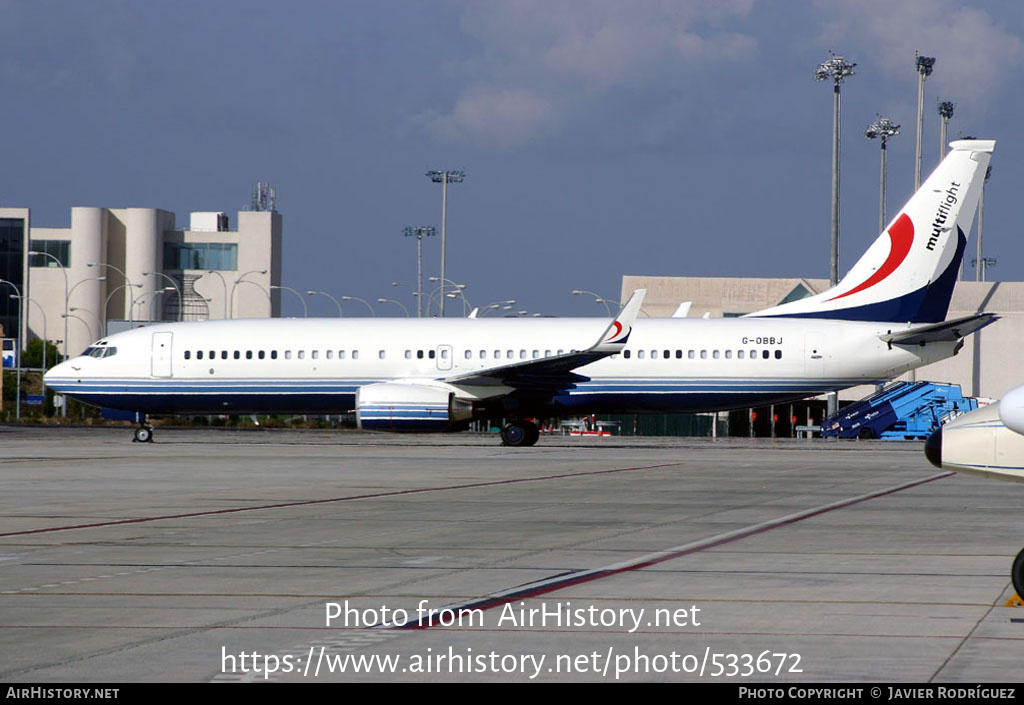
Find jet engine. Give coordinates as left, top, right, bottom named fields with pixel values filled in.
left=356, top=382, right=474, bottom=431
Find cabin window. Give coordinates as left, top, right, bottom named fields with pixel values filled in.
left=440, top=349, right=448, bottom=359
left=285, top=350, right=292, bottom=360
left=650, top=350, right=656, bottom=359
left=246, top=350, right=253, bottom=360
left=259, top=351, right=266, bottom=360
left=271, top=350, right=278, bottom=360
left=762, top=350, right=770, bottom=360
left=688, top=350, right=695, bottom=359
left=494, top=350, right=501, bottom=359
left=519, top=350, right=526, bottom=359
left=663, top=350, right=670, bottom=359
left=725, top=350, right=732, bottom=359
left=638, top=350, right=645, bottom=359
left=557, top=349, right=565, bottom=355
left=713, top=350, right=720, bottom=359
left=507, top=350, right=514, bottom=359
left=233, top=350, right=240, bottom=359
left=417, top=350, right=424, bottom=359
left=545, top=350, right=551, bottom=357
left=480, top=350, right=487, bottom=359
left=184, top=350, right=191, bottom=360
left=775, top=350, right=783, bottom=359
left=675, top=350, right=682, bottom=359
left=379, top=350, right=386, bottom=359
left=428, top=350, right=435, bottom=359
left=352, top=350, right=359, bottom=360
left=737, top=350, right=744, bottom=359
left=338, top=350, right=345, bottom=359
left=197, top=350, right=204, bottom=360
left=532, top=350, right=540, bottom=359
left=311, top=350, right=318, bottom=360
left=464, top=350, right=472, bottom=360
left=700, top=350, right=707, bottom=359
left=326, top=350, right=332, bottom=359
left=624, top=350, right=631, bottom=359
left=749, top=349, right=756, bottom=359
left=298, top=350, right=305, bottom=360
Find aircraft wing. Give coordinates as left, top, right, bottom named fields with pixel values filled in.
left=442, top=289, right=646, bottom=391
left=879, top=313, right=998, bottom=346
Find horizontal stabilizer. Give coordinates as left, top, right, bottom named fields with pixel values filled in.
left=879, top=313, right=997, bottom=346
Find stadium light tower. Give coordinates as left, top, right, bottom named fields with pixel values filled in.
left=425, top=169, right=465, bottom=316
left=865, top=117, right=901, bottom=234
left=937, top=101, right=955, bottom=159
left=913, top=54, right=936, bottom=189
left=815, top=52, right=856, bottom=288
left=404, top=226, right=436, bottom=317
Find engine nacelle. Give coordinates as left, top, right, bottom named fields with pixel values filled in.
left=998, top=384, right=1024, bottom=436
left=356, top=382, right=473, bottom=432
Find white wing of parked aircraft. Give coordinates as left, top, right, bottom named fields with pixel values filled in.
left=45, top=140, right=996, bottom=448
left=925, top=383, right=1024, bottom=600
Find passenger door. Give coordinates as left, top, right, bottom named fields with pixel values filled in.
left=151, top=332, right=173, bottom=377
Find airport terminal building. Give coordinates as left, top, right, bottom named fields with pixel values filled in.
left=0, top=205, right=282, bottom=358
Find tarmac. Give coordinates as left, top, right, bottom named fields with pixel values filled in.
left=0, top=425, right=1021, bottom=683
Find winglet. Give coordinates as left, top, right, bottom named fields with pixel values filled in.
left=593, top=289, right=645, bottom=352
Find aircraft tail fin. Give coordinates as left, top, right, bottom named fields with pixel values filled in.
left=747, top=139, right=994, bottom=323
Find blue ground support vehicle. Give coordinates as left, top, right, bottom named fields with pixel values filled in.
left=821, top=381, right=976, bottom=440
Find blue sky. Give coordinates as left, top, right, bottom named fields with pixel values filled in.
left=2, top=0, right=1022, bottom=317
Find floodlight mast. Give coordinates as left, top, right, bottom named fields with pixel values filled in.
left=865, top=117, right=900, bottom=234
left=914, top=54, right=936, bottom=189
left=937, top=101, right=955, bottom=159
left=404, top=226, right=436, bottom=317
left=815, top=52, right=855, bottom=289
left=425, top=170, right=465, bottom=316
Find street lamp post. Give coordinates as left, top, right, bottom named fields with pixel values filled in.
left=342, top=296, right=376, bottom=317
left=197, top=271, right=228, bottom=319
left=865, top=117, right=901, bottom=234
left=88, top=262, right=138, bottom=324
left=404, top=226, right=436, bottom=317
left=101, top=282, right=140, bottom=337
left=27, top=250, right=68, bottom=362
left=977, top=165, right=993, bottom=282
left=914, top=54, right=936, bottom=190
left=229, top=269, right=267, bottom=318
left=270, top=285, right=307, bottom=317
left=425, top=170, right=465, bottom=316
left=142, top=271, right=183, bottom=321
left=376, top=298, right=409, bottom=317
left=11, top=295, right=46, bottom=378
left=0, top=279, right=23, bottom=419
left=572, top=289, right=612, bottom=316
left=815, top=52, right=856, bottom=288
left=306, top=290, right=343, bottom=317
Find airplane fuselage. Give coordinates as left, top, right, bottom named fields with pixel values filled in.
left=45, top=316, right=956, bottom=418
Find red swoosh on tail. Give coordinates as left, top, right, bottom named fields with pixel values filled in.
left=827, top=213, right=914, bottom=302
left=605, top=321, right=623, bottom=341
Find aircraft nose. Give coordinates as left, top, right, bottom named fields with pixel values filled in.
left=924, top=428, right=942, bottom=468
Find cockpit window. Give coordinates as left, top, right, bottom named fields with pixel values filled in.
left=83, top=346, right=117, bottom=358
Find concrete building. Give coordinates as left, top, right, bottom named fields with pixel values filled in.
left=621, top=274, right=1023, bottom=402
left=0, top=205, right=282, bottom=360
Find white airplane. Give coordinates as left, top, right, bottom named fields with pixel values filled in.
left=45, top=140, right=995, bottom=448
left=924, top=384, right=1024, bottom=600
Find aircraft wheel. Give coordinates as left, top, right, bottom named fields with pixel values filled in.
left=134, top=426, right=153, bottom=443
left=501, top=421, right=539, bottom=447
left=1013, top=547, right=1024, bottom=600
left=858, top=427, right=875, bottom=440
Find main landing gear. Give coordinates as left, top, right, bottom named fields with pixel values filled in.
left=1013, top=548, right=1024, bottom=603
left=133, top=421, right=154, bottom=443
left=501, top=419, right=540, bottom=447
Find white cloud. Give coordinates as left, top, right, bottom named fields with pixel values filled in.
left=815, top=0, right=1024, bottom=109
left=423, top=0, right=758, bottom=148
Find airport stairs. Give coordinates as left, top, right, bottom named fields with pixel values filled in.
left=821, top=381, right=976, bottom=440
